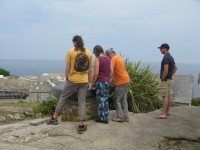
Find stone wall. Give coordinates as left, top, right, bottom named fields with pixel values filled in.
left=0, top=74, right=194, bottom=105
left=0, top=78, right=32, bottom=89
left=60, top=90, right=98, bottom=121
left=51, top=84, right=98, bottom=121
left=171, top=75, right=193, bottom=105
left=25, top=93, right=52, bottom=103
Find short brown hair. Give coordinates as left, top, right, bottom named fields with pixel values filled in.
left=105, top=48, right=116, bottom=55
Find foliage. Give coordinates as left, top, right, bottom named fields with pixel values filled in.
left=22, top=110, right=38, bottom=118
left=37, top=98, right=59, bottom=116
left=0, top=68, right=10, bottom=76
left=125, top=59, right=162, bottom=113
left=109, top=59, right=162, bottom=113
left=192, top=97, right=200, bottom=106
left=108, top=86, right=115, bottom=110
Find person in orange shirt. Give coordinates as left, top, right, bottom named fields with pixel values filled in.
left=106, top=48, right=130, bottom=122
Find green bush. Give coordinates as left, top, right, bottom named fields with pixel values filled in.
left=37, top=98, right=59, bottom=116
left=192, top=97, right=200, bottom=106
left=22, top=110, right=37, bottom=118
left=0, top=68, right=10, bottom=76
left=109, top=59, right=162, bottom=113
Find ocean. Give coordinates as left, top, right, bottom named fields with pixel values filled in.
left=0, top=59, right=200, bottom=97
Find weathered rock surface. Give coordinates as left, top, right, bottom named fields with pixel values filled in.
left=0, top=106, right=199, bottom=150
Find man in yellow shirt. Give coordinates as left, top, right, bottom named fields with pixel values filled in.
left=47, top=35, right=92, bottom=134
left=106, top=48, right=130, bottom=122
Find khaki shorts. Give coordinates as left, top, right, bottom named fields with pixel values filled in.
left=159, top=80, right=173, bottom=96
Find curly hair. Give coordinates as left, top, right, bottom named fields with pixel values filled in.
left=72, top=35, right=85, bottom=52
left=93, top=45, right=104, bottom=57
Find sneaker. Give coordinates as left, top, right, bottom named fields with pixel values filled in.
left=111, top=117, right=125, bottom=122
left=124, top=117, right=129, bottom=122
left=77, top=125, right=87, bottom=134
left=47, top=118, right=58, bottom=125
left=95, top=118, right=109, bottom=124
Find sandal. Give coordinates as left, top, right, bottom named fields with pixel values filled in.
left=155, top=115, right=167, bottom=119
left=160, top=112, right=170, bottom=116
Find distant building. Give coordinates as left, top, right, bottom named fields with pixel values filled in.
left=0, top=75, right=3, bottom=79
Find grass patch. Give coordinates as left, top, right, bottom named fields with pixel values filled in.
left=0, top=102, right=40, bottom=121
left=0, top=102, right=40, bottom=108
left=192, top=97, right=200, bottom=106
left=0, top=110, right=17, bottom=115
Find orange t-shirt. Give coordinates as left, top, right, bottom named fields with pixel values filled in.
left=111, top=55, right=130, bottom=85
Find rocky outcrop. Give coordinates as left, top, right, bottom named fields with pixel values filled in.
left=0, top=106, right=199, bottom=150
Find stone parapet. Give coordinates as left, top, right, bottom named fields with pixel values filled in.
left=52, top=83, right=98, bottom=121
left=171, top=75, right=193, bottom=105
left=61, top=90, right=98, bottom=121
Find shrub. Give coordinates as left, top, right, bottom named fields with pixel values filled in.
left=37, top=98, right=59, bottom=116
left=22, top=110, right=37, bottom=118
left=0, top=68, right=10, bottom=76
left=126, top=59, right=162, bottom=113
left=192, top=97, right=200, bottom=106
left=109, top=59, right=162, bottom=113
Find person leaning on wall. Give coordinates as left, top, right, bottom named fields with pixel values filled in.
left=90, top=45, right=111, bottom=124
left=106, top=48, right=130, bottom=122
left=47, top=35, right=92, bottom=134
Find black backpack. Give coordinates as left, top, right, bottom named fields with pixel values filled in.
left=74, top=52, right=89, bottom=72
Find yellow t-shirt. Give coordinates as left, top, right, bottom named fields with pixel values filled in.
left=65, top=48, right=92, bottom=83
left=111, top=55, right=130, bottom=85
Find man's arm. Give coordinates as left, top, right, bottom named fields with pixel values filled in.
left=161, top=64, right=168, bottom=81
left=109, top=61, right=114, bottom=83
left=91, top=58, right=99, bottom=87
left=88, top=61, right=92, bottom=83
left=172, top=64, right=177, bottom=76
left=65, top=62, right=70, bottom=80
left=198, top=73, right=200, bottom=85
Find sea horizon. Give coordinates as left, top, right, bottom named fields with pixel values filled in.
left=0, top=59, right=200, bottom=97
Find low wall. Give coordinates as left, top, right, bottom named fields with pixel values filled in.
left=0, top=78, right=31, bottom=89
left=171, top=75, right=193, bottom=105
left=0, top=74, right=194, bottom=105
left=52, top=84, right=98, bottom=121
left=61, top=90, right=98, bottom=121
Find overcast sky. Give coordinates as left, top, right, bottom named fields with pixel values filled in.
left=0, top=0, right=200, bottom=64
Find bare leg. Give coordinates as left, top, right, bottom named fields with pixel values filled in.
left=53, top=112, right=59, bottom=119
left=79, top=120, right=84, bottom=126
left=160, top=96, right=168, bottom=117
left=166, top=95, right=171, bottom=114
